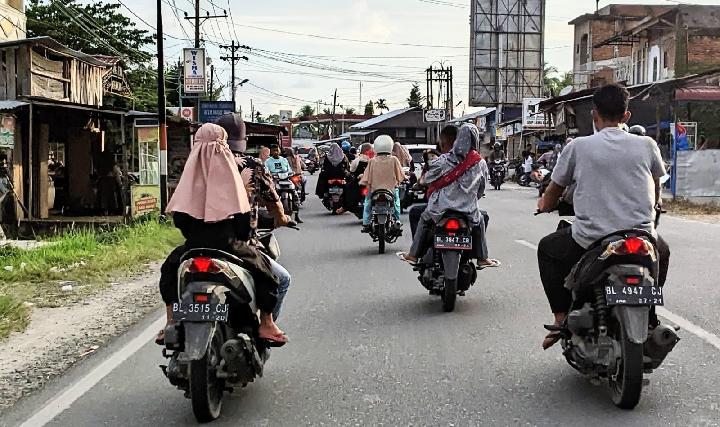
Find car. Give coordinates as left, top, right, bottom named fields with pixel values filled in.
left=403, top=144, right=438, bottom=177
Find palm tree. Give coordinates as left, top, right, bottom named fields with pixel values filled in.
left=344, top=107, right=356, bottom=115
left=297, top=105, right=315, bottom=119
left=375, top=99, right=389, bottom=113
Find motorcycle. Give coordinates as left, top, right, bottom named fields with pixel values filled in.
left=160, top=230, right=285, bottom=422
left=538, top=212, right=680, bottom=409
left=304, top=158, right=318, bottom=175
left=366, top=189, right=402, bottom=254
left=415, top=213, right=478, bottom=312
left=272, top=172, right=302, bottom=220
left=490, top=160, right=506, bottom=190
left=322, top=178, right=346, bottom=213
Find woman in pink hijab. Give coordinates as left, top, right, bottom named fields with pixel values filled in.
left=159, top=123, right=287, bottom=345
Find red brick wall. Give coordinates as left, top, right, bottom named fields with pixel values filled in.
left=687, top=35, right=720, bottom=73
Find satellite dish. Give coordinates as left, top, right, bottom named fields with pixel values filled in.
left=559, top=86, right=574, bottom=97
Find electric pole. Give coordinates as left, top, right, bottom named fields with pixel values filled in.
left=157, top=0, right=168, bottom=211
left=208, top=64, right=214, bottom=98
left=331, top=89, right=338, bottom=137
left=183, top=2, right=228, bottom=48
left=220, top=41, right=249, bottom=107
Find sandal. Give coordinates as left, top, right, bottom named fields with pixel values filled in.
left=396, top=252, right=417, bottom=265
left=542, top=331, right=562, bottom=350
left=260, top=333, right=289, bottom=348
left=155, top=330, right=165, bottom=346
left=477, top=259, right=502, bottom=270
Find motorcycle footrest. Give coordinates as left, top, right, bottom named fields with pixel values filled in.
left=543, top=324, right=566, bottom=332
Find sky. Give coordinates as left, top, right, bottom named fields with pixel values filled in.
left=101, top=0, right=718, bottom=118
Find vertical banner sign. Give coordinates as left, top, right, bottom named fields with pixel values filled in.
left=183, top=48, right=207, bottom=94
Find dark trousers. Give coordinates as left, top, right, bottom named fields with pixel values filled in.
left=409, top=210, right=490, bottom=260
left=159, top=242, right=279, bottom=314
left=410, top=204, right=489, bottom=238
left=537, top=226, right=670, bottom=314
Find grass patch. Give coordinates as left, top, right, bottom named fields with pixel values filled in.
left=663, top=198, right=720, bottom=216
left=0, top=218, right=182, bottom=339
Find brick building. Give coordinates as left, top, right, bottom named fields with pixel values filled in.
left=596, top=5, right=720, bottom=84
left=569, top=4, right=672, bottom=90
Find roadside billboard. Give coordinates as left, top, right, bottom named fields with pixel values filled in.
left=199, top=101, right=236, bottom=123
left=183, top=48, right=207, bottom=94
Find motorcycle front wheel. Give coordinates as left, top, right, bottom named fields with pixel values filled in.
left=610, top=322, right=644, bottom=409
left=190, top=327, right=225, bottom=422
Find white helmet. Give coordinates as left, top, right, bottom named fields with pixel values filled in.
left=373, top=135, right=394, bottom=155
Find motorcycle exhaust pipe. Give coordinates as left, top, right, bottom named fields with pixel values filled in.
left=645, top=324, right=680, bottom=369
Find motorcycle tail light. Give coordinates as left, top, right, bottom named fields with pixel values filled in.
left=329, top=179, right=345, bottom=185
left=600, top=237, right=655, bottom=260
left=189, top=257, right=221, bottom=273
left=444, top=218, right=461, bottom=232
left=194, top=293, right=210, bottom=303
left=625, top=276, right=642, bottom=285
left=360, top=187, right=369, bottom=196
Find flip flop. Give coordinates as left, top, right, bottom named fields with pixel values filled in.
left=396, top=252, right=417, bottom=265
left=155, top=330, right=165, bottom=346
left=542, top=331, right=562, bottom=350
left=259, top=334, right=289, bottom=348
left=477, top=259, right=502, bottom=270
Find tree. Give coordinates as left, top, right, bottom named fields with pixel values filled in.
left=407, top=83, right=423, bottom=108
left=322, top=108, right=332, bottom=115
left=26, top=0, right=154, bottom=64
left=125, top=63, right=181, bottom=112
left=364, top=100, right=375, bottom=115
left=297, top=105, right=315, bottom=119
left=375, top=99, right=389, bottom=113
left=543, top=63, right=573, bottom=98
left=267, top=114, right=280, bottom=124
left=254, top=111, right=265, bottom=123
left=344, top=107, right=356, bottom=115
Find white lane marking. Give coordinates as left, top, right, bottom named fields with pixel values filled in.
left=515, top=239, right=538, bottom=250
left=514, top=239, right=720, bottom=353
left=656, top=307, right=720, bottom=351
left=20, top=315, right=165, bottom=427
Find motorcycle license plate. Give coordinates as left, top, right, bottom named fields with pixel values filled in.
left=434, top=234, right=472, bottom=250
left=373, top=205, right=393, bottom=215
left=604, top=285, right=664, bottom=306
left=172, top=302, right=229, bottom=322
left=329, top=188, right=343, bottom=195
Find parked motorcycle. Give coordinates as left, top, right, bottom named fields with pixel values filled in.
left=160, top=230, right=285, bottom=422
left=490, top=159, right=506, bottom=190
left=322, top=178, right=346, bottom=213
left=415, top=213, right=478, bottom=312
left=367, top=189, right=402, bottom=254
left=538, top=212, right=679, bottom=409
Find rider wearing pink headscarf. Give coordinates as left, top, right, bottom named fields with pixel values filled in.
left=159, top=123, right=288, bottom=345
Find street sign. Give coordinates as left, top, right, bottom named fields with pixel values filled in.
left=522, top=98, right=548, bottom=129
left=424, top=109, right=447, bottom=122
left=183, top=48, right=207, bottom=94
left=199, top=101, right=236, bottom=124
left=279, top=110, right=293, bottom=122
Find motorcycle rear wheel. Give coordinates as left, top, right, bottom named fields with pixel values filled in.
left=378, top=225, right=386, bottom=254
left=281, top=197, right=292, bottom=217
left=190, top=328, right=225, bottom=423
left=610, top=323, right=644, bottom=409
left=441, top=278, right=457, bottom=312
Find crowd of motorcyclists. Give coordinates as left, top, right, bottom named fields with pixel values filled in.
left=157, top=83, right=677, bottom=417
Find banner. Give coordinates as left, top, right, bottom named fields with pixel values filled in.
left=0, top=115, right=15, bottom=148
left=130, top=185, right=160, bottom=218
left=183, top=48, right=207, bottom=94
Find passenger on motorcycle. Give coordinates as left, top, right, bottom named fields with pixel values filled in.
left=214, top=113, right=296, bottom=320
left=337, top=143, right=374, bottom=216
left=158, top=123, right=288, bottom=346
left=315, top=142, right=349, bottom=199
left=398, top=124, right=499, bottom=268
left=537, top=84, right=670, bottom=350
left=537, top=143, right=562, bottom=171
left=285, top=147, right=307, bottom=200
left=360, top=135, right=405, bottom=233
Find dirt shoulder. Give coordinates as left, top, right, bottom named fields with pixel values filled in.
left=663, top=198, right=720, bottom=225
left=0, top=265, right=163, bottom=411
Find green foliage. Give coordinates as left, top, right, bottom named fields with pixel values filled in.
left=26, top=0, right=155, bottom=64
left=0, top=220, right=182, bottom=338
left=364, top=100, right=375, bottom=115
left=266, top=114, right=280, bottom=124
left=297, top=105, right=315, bottom=118
left=407, top=83, right=423, bottom=108
left=543, top=63, right=573, bottom=98
left=344, top=107, right=356, bottom=115
left=375, top=99, right=389, bottom=112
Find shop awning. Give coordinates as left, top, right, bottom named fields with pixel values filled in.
left=0, top=100, right=29, bottom=111
left=675, top=86, right=720, bottom=101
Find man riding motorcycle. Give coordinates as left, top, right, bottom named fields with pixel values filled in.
left=266, top=144, right=302, bottom=223
left=487, top=142, right=506, bottom=163
left=360, top=135, right=405, bottom=233
left=536, top=84, right=671, bottom=350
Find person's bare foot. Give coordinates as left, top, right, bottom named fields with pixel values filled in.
left=335, top=207, right=346, bottom=215
left=396, top=252, right=417, bottom=264
left=542, top=313, right=567, bottom=350
left=258, top=313, right=286, bottom=339
left=478, top=259, right=501, bottom=268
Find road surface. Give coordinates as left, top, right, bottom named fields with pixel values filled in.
left=4, top=177, right=720, bottom=426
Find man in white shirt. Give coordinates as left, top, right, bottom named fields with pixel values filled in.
left=536, top=84, right=670, bottom=350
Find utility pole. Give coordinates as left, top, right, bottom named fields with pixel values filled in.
left=184, top=2, right=228, bottom=48
left=157, top=0, right=168, bottom=211
left=330, top=89, right=337, bottom=138
left=208, top=64, right=214, bottom=98
left=250, top=99, right=254, bottom=122
left=359, top=81, right=362, bottom=111
left=220, top=41, right=249, bottom=107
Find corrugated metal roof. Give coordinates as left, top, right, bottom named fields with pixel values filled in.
left=455, top=108, right=496, bottom=122
left=0, top=37, right=110, bottom=67
left=675, top=86, right=720, bottom=101
left=350, top=107, right=417, bottom=129
left=0, top=100, right=28, bottom=110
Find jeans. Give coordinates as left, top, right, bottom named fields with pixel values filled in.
left=362, top=189, right=401, bottom=226
left=268, top=257, right=291, bottom=320
left=537, top=226, right=670, bottom=314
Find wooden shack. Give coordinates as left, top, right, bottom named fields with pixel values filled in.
left=0, top=37, right=132, bottom=234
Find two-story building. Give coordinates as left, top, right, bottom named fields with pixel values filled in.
left=569, top=4, right=672, bottom=90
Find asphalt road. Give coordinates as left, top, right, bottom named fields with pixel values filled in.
left=4, top=176, right=720, bottom=426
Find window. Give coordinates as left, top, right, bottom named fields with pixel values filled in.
left=136, top=127, right=159, bottom=185
left=396, top=128, right=406, bottom=138
left=579, top=34, right=589, bottom=65
left=663, top=51, right=669, bottom=69
left=652, top=57, right=658, bottom=82
left=416, top=128, right=426, bottom=139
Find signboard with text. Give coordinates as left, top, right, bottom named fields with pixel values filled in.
left=424, top=109, right=447, bottom=123
left=183, top=48, right=207, bottom=94
left=199, top=101, right=236, bottom=123
left=131, top=185, right=160, bottom=218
